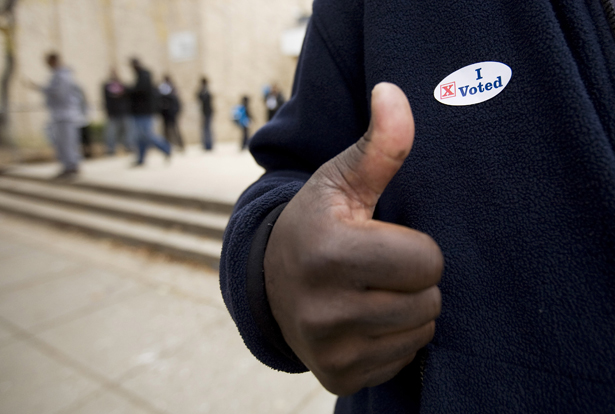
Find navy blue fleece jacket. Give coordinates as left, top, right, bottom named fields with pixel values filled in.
left=220, top=0, right=615, bottom=412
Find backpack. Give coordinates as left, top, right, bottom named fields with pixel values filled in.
left=232, top=105, right=250, bottom=128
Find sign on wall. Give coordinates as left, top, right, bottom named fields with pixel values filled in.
left=280, top=25, right=307, bottom=57
left=169, top=32, right=197, bottom=62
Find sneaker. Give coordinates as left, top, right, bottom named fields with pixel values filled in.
left=53, top=169, right=79, bottom=180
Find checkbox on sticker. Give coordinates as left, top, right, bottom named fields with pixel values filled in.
left=440, top=82, right=456, bottom=99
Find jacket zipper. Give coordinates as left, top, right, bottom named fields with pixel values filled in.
left=419, top=351, right=427, bottom=388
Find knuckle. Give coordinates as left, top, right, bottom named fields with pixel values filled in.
left=297, top=301, right=343, bottom=341
left=423, top=320, right=436, bottom=343
left=298, top=311, right=330, bottom=339
left=314, top=347, right=358, bottom=377
left=301, top=244, right=358, bottom=290
left=386, top=337, right=419, bottom=362
left=417, top=233, right=444, bottom=282
left=403, top=322, right=436, bottom=353
left=300, top=238, right=340, bottom=276
left=319, top=375, right=363, bottom=397
left=312, top=355, right=368, bottom=397
left=404, top=326, right=434, bottom=354
left=313, top=241, right=341, bottom=268
left=427, top=286, right=442, bottom=318
left=363, top=361, right=408, bottom=389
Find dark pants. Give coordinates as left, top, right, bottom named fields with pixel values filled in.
left=162, top=116, right=184, bottom=149
left=105, top=116, right=134, bottom=154
left=133, top=115, right=171, bottom=165
left=202, top=115, right=214, bottom=150
left=241, top=126, right=250, bottom=150
left=80, top=125, right=92, bottom=158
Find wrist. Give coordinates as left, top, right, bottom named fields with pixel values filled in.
left=246, top=202, right=305, bottom=367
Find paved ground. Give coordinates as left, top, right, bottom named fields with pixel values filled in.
left=4, top=143, right=266, bottom=205
left=0, top=214, right=336, bottom=413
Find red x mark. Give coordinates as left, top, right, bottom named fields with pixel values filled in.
left=441, top=82, right=456, bottom=99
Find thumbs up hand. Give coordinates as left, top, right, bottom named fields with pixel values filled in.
left=264, top=83, right=444, bottom=396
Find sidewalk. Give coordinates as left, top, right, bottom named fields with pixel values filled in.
left=3, top=143, right=266, bottom=205
left=0, top=213, right=336, bottom=414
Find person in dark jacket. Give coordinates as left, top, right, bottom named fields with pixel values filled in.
left=158, top=75, right=184, bottom=151
left=220, top=1, right=615, bottom=413
left=197, top=77, right=214, bottom=151
left=103, top=69, right=133, bottom=155
left=75, top=84, right=92, bottom=159
left=264, top=83, right=285, bottom=121
left=128, top=58, right=171, bottom=166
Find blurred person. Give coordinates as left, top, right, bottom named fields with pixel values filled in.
left=197, top=77, right=214, bottom=151
left=75, top=85, right=93, bottom=159
left=103, top=69, right=133, bottom=155
left=128, top=58, right=171, bottom=166
left=264, top=83, right=285, bottom=121
left=232, top=96, right=252, bottom=150
left=158, top=75, right=184, bottom=150
left=26, top=52, right=82, bottom=179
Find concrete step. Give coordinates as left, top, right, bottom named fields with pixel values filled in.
left=0, top=192, right=223, bottom=268
left=0, top=172, right=235, bottom=215
left=0, top=177, right=229, bottom=239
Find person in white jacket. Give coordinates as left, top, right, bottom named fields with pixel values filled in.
left=29, top=53, right=82, bottom=179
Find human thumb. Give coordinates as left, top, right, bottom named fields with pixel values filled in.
left=325, top=82, right=415, bottom=215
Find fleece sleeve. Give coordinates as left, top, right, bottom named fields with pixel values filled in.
left=219, top=0, right=369, bottom=373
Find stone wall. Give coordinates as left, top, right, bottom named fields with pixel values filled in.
left=8, top=0, right=312, bottom=149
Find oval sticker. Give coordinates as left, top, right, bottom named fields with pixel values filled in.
left=434, top=61, right=512, bottom=106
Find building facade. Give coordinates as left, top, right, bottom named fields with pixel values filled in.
left=8, top=0, right=311, bottom=149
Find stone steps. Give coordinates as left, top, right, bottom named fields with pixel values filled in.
left=2, top=173, right=235, bottom=214
left=0, top=176, right=232, bottom=268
